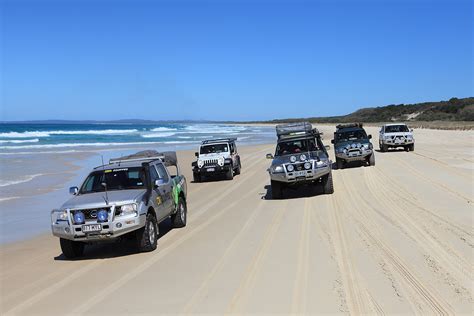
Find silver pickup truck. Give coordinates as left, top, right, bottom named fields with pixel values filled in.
left=51, top=150, right=187, bottom=259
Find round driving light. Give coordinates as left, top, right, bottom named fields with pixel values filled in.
left=65, top=227, right=70, bottom=233
left=116, top=223, right=122, bottom=228
left=97, top=209, right=108, bottom=222
left=304, top=162, right=311, bottom=170
left=290, top=155, right=297, bottom=163
left=287, top=164, right=295, bottom=172
left=73, top=211, right=85, bottom=224
left=300, top=154, right=307, bottom=161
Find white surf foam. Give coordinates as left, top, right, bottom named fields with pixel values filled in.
left=0, top=139, right=40, bottom=144
left=150, top=127, right=177, bottom=132
left=0, top=129, right=138, bottom=138
left=141, top=132, right=177, bottom=138
left=0, top=174, right=45, bottom=187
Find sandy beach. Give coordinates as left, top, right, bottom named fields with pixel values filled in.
left=0, top=125, right=473, bottom=315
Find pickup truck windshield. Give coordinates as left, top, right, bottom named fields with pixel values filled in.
left=335, top=129, right=367, bottom=142
left=200, top=144, right=229, bottom=154
left=385, top=125, right=409, bottom=133
left=276, top=139, right=319, bottom=156
left=80, top=167, right=146, bottom=194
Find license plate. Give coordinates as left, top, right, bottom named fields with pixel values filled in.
left=294, top=170, right=306, bottom=177
left=82, top=224, right=101, bottom=233
left=207, top=168, right=215, bottom=172
left=349, top=152, right=359, bottom=157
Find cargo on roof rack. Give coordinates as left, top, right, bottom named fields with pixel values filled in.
left=336, top=123, right=363, bottom=130
left=201, top=138, right=237, bottom=145
left=275, top=122, right=319, bottom=140
left=109, top=150, right=178, bottom=167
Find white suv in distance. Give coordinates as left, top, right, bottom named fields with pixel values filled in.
left=379, top=123, right=415, bottom=152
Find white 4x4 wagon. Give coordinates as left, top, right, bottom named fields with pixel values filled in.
left=379, top=123, right=415, bottom=152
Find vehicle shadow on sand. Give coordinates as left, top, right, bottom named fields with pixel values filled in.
left=262, top=184, right=323, bottom=200
left=53, top=218, right=176, bottom=261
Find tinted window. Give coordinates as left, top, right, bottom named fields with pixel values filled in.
left=200, top=144, right=229, bottom=154
left=156, top=164, right=169, bottom=182
left=385, top=125, right=409, bottom=133
left=276, top=138, right=319, bottom=156
left=335, top=129, right=367, bottom=142
left=80, top=167, right=145, bottom=194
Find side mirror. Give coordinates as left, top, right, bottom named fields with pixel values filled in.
left=368, top=134, right=372, bottom=139
left=154, top=179, right=166, bottom=187
left=266, top=153, right=274, bottom=159
left=325, top=145, right=331, bottom=150
left=195, top=152, right=199, bottom=157
left=69, top=186, right=79, bottom=195
left=331, top=139, right=335, bottom=144
left=410, top=129, right=413, bottom=132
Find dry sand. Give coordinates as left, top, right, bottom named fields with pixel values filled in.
left=0, top=126, right=473, bottom=315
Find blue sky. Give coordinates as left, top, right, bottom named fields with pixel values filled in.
left=1, top=0, right=472, bottom=121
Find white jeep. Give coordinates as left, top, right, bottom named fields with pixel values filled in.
left=192, top=138, right=241, bottom=182
left=379, top=123, right=415, bottom=152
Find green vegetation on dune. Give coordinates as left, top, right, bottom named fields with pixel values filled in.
left=257, top=97, right=474, bottom=124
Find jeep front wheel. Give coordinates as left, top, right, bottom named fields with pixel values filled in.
left=271, top=180, right=284, bottom=199
left=136, top=213, right=158, bottom=252
left=60, top=238, right=85, bottom=259
left=226, top=167, right=234, bottom=180
left=234, top=159, right=241, bottom=175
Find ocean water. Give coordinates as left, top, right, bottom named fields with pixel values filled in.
left=0, top=123, right=275, bottom=152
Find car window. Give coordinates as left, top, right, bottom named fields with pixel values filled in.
left=156, top=164, right=170, bottom=182
left=200, top=144, right=229, bottom=154
left=385, top=125, right=409, bottom=133
left=150, top=166, right=159, bottom=182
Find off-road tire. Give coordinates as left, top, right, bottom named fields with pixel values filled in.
left=382, top=144, right=388, bottom=152
left=322, top=172, right=334, bottom=194
left=368, top=153, right=375, bottom=166
left=60, top=238, right=85, bottom=259
left=226, top=166, right=234, bottom=180
left=171, top=197, right=187, bottom=228
left=409, top=144, right=415, bottom=151
left=404, top=146, right=410, bottom=152
left=193, top=172, right=201, bottom=183
left=234, top=158, right=241, bottom=175
left=336, top=158, right=344, bottom=169
left=136, top=213, right=158, bottom=252
left=271, top=180, right=284, bottom=199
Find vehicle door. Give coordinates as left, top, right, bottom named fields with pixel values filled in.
left=155, top=163, right=174, bottom=217
left=148, top=165, right=168, bottom=221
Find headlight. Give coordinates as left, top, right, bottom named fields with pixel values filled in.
left=54, top=210, right=68, bottom=222
left=304, top=162, right=312, bottom=170
left=271, top=165, right=284, bottom=173
left=384, top=135, right=391, bottom=140
left=362, top=144, right=370, bottom=150
left=290, top=155, right=297, bottom=163
left=287, top=164, right=295, bottom=172
left=218, top=157, right=225, bottom=166
left=197, top=160, right=204, bottom=168
left=117, top=203, right=137, bottom=216
left=315, top=160, right=328, bottom=168
left=300, top=154, right=307, bottom=161
left=337, top=148, right=345, bottom=153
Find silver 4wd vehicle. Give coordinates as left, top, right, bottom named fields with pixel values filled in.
left=331, top=123, right=375, bottom=169
left=379, top=123, right=415, bottom=152
left=266, top=122, right=334, bottom=199
left=51, top=150, right=187, bottom=259
left=192, top=138, right=241, bottom=182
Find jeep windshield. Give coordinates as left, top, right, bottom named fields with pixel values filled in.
left=385, top=125, right=409, bottom=133
left=275, top=138, right=319, bottom=156
left=80, top=167, right=146, bottom=194
left=335, top=129, right=367, bottom=142
left=200, top=144, right=229, bottom=154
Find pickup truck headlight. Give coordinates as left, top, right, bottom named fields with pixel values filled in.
left=336, top=148, right=345, bottom=153
left=53, top=210, right=68, bottom=222
left=271, top=165, right=284, bottom=173
left=197, top=160, right=204, bottom=168
left=117, top=204, right=138, bottom=216
left=316, top=160, right=328, bottom=168
left=362, top=144, right=370, bottom=150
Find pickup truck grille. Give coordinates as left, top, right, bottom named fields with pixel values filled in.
left=203, top=159, right=218, bottom=166
left=71, top=208, right=112, bottom=223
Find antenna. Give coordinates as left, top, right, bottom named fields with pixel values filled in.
left=101, top=155, right=109, bottom=205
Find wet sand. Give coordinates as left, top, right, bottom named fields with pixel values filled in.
left=0, top=126, right=473, bottom=314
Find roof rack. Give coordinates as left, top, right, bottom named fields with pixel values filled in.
left=108, top=150, right=178, bottom=167
left=336, top=123, right=363, bottom=130
left=276, top=122, right=319, bottom=140
left=201, top=138, right=237, bottom=145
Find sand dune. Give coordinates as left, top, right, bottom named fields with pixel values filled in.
left=0, top=126, right=472, bottom=315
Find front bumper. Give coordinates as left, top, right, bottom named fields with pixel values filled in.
left=193, top=164, right=231, bottom=175
left=381, top=138, right=414, bottom=146
left=336, top=149, right=372, bottom=162
left=269, top=163, right=331, bottom=184
left=51, top=213, right=146, bottom=241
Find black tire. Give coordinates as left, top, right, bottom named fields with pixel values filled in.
left=271, top=180, right=284, bottom=199
left=171, top=197, right=187, bottom=228
left=226, top=166, right=234, bottom=180
left=336, top=158, right=344, bottom=170
left=382, top=144, right=388, bottom=152
left=404, top=146, right=410, bottom=152
left=409, top=144, right=415, bottom=151
left=322, top=172, right=334, bottom=194
left=60, top=238, right=85, bottom=259
left=136, top=213, right=158, bottom=252
left=234, top=158, right=241, bottom=175
left=193, top=172, right=201, bottom=183
left=368, top=153, right=375, bottom=166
